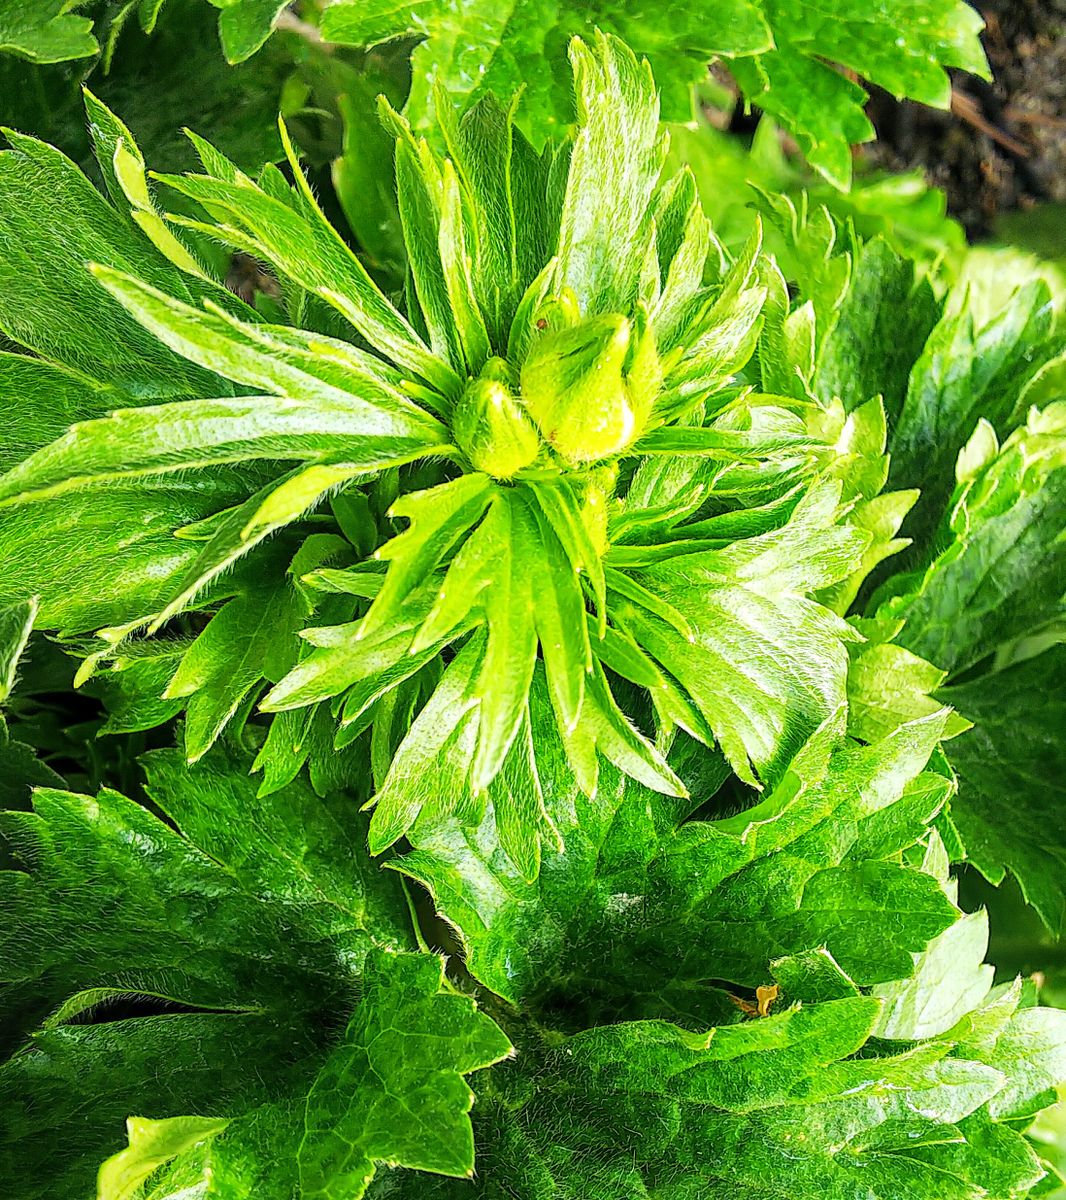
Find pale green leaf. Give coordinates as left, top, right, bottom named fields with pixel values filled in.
left=97, top=1115, right=230, bottom=1200
left=553, top=33, right=665, bottom=316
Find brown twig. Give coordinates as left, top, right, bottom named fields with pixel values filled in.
left=951, top=87, right=1031, bottom=157
left=1004, top=108, right=1066, bottom=131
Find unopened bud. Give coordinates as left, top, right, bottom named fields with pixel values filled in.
left=520, top=309, right=659, bottom=464
left=453, top=365, right=540, bottom=479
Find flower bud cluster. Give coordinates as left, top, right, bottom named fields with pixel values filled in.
left=452, top=294, right=661, bottom=480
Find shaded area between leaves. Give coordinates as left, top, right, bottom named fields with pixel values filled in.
left=865, top=0, right=1066, bottom=238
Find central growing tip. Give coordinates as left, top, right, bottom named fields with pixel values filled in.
left=452, top=290, right=662, bottom=480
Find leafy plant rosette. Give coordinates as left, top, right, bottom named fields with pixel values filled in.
left=0, top=30, right=1065, bottom=1200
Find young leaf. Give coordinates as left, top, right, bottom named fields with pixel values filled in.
left=0, top=596, right=35, bottom=705
left=618, top=482, right=867, bottom=788
left=554, top=32, right=665, bottom=317
left=0, top=131, right=235, bottom=399
left=157, top=143, right=460, bottom=397
left=0, top=395, right=439, bottom=511
left=91, top=265, right=450, bottom=446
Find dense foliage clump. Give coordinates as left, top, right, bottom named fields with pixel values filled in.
left=0, top=10, right=1064, bottom=1200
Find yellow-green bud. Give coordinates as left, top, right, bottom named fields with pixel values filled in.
left=520, top=310, right=660, bottom=464
left=453, top=370, right=540, bottom=480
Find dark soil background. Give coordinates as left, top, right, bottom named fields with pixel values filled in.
left=866, top=0, right=1066, bottom=238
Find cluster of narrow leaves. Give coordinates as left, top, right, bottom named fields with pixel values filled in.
left=1, top=27, right=1065, bottom=1200
left=0, top=34, right=893, bottom=880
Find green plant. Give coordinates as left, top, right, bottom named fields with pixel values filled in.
left=4, top=0, right=990, bottom=190
left=1, top=27, right=1065, bottom=1200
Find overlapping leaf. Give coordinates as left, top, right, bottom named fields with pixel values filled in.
left=0, top=0, right=289, bottom=69
left=0, top=742, right=509, bottom=1199
left=939, top=646, right=1066, bottom=938
left=747, top=199, right=1066, bottom=942
left=866, top=404, right=1066, bottom=934
left=0, top=0, right=96, bottom=64
left=368, top=984, right=1064, bottom=1200
left=886, top=403, right=1066, bottom=676
left=320, top=0, right=987, bottom=185
left=390, top=676, right=957, bottom=1012
left=888, top=285, right=1062, bottom=568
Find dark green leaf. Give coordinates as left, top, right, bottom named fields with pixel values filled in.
left=940, top=644, right=1066, bottom=937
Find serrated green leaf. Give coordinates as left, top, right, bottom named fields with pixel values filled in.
left=939, top=644, right=1066, bottom=938
left=528, top=495, right=591, bottom=730
left=472, top=491, right=538, bottom=788
left=262, top=588, right=441, bottom=715
left=0, top=478, right=250, bottom=635
left=436, top=90, right=557, bottom=348
left=889, top=282, right=1060, bottom=565
left=91, top=265, right=449, bottom=443
left=206, top=0, right=287, bottom=64
left=365, top=473, right=494, bottom=638
left=0, top=393, right=436, bottom=511
left=0, top=717, right=64, bottom=811
left=392, top=682, right=954, bottom=1009
left=320, top=0, right=985, bottom=190
left=980, top=1006, right=1066, bottom=1123
left=619, top=482, right=866, bottom=788
left=0, top=0, right=96, bottom=64
left=888, top=402, right=1066, bottom=675
left=148, top=463, right=365, bottom=633
left=728, top=0, right=988, bottom=188
left=1, top=742, right=407, bottom=1035
left=83, top=90, right=210, bottom=282
left=370, top=988, right=1053, bottom=1200
left=166, top=585, right=300, bottom=761
left=813, top=237, right=941, bottom=423
left=298, top=950, right=512, bottom=1192
left=874, top=908, right=994, bottom=1041
left=846, top=623, right=971, bottom=744
left=0, top=741, right=514, bottom=1199
left=158, top=149, right=460, bottom=398
left=367, top=635, right=484, bottom=856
